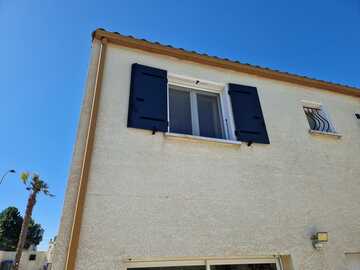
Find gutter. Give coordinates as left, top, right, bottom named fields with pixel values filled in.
left=64, top=37, right=108, bottom=270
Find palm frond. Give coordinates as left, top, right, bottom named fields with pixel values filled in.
left=22, top=171, right=55, bottom=197
left=20, top=172, right=29, bottom=184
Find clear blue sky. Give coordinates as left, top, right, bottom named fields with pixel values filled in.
left=0, top=0, right=359, bottom=250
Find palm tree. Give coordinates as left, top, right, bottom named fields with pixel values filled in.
left=12, top=172, right=53, bottom=270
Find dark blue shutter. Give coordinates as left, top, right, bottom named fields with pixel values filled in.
left=228, top=84, right=270, bottom=144
left=127, top=63, right=168, bottom=132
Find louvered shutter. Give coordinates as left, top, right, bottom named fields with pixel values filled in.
left=228, top=83, right=270, bottom=144
left=127, top=63, right=168, bottom=132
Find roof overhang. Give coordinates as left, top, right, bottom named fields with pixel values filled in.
left=93, top=28, right=360, bottom=97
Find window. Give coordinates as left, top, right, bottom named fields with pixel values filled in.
left=128, top=64, right=270, bottom=145
left=44, top=263, right=53, bottom=270
left=126, top=259, right=279, bottom=270
left=128, top=265, right=276, bottom=270
left=302, top=103, right=336, bottom=134
left=345, top=253, right=360, bottom=270
left=29, top=254, right=36, bottom=261
left=169, top=85, right=225, bottom=139
left=130, top=267, right=205, bottom=270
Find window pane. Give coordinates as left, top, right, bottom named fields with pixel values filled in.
left=345, top=253, right=360, bottom=270
left=169, top=88, right=192, bottom=135
left=129, top=267, right=205, bottom=270
left=197, top=93, right=223, bottom=139
left=211, top=264, right=276, bottom=270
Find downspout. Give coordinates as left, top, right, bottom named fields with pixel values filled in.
left=278, top=256, right=284, bottom=270
left=64, top=37, right=108, bottom=270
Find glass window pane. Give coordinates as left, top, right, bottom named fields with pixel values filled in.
left=196, top=93, right=223, bottom=139
left=211, top=264, right=277, bottom=270
left=169, top=88, right=192, bottom=135
left=129, top=267, right=205, bottom=270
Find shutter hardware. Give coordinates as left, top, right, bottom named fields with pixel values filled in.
left=235, top=130, right=253, bottom=146
left=151, top=121, right=169, bottom=135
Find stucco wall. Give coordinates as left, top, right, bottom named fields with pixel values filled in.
left=56, top=43, right=360, bottom=270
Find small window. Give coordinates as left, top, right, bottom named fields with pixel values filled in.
left=345, top=253, right=360, bottom=270
left=303, top=104, right=336, bottom=133
left=29, top=254, right=36, bottom=261
left=169, top=85, right=224, bottom=139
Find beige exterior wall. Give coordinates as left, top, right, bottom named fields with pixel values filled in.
left=54, top=42, right=360, bottom=270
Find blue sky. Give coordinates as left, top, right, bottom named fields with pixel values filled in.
left=0, top=0, right=359, bottom=250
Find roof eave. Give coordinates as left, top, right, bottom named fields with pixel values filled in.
left=93, top=29, right=360, bottom=97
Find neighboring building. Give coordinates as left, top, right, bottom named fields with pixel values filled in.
left=52, top=29, right=360, bottom=270
left=0, top=250, right=47, bottom=270
left=0, top=240, right=55, bottom=270
left=45, top=238, right=56, bottom=269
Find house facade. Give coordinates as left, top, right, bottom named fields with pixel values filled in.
left=52, top=29, right=360, bottom=270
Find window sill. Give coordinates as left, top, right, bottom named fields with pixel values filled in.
left=164, top=132, right=241, bottom=145
left=308, top=129, right=342, bottom=138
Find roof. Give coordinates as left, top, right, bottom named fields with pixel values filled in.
left=92, top=28, right=360, bottom=97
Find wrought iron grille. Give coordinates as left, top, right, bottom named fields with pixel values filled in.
left=303, top=106, right=333, bottom=132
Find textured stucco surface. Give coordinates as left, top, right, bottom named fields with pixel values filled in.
left=54, top=43, right=360, bottom=270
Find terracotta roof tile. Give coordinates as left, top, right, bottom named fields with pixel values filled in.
left=92, top=28, right=360, bottom=96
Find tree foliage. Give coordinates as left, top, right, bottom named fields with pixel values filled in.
left=0, top=207, right=44, bottom=251
left=20, top=172, right=53, bottom=196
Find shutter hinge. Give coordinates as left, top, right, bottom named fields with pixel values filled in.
left=235, top=130, right=253, bottom=146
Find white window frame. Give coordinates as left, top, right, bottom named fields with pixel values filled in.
left=301, top=100, right=341, bottom=138
left=124, top=257, right=280, bottom=270
left=166, top=74, right=238, bottom=143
